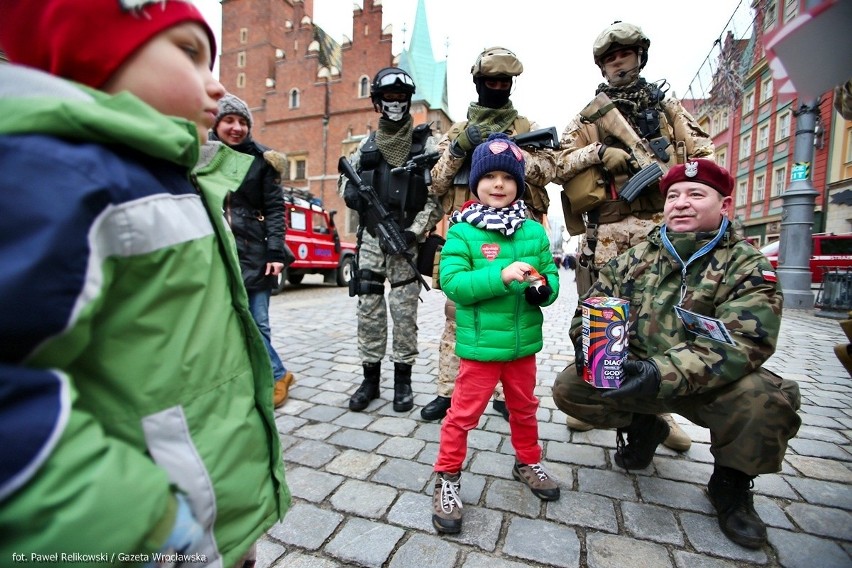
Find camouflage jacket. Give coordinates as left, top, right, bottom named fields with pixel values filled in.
left=571, top=224, right=783, bottom=398
left=431, top=116, right=556, bottom=219
left=555, top=97, right=713, bottom=184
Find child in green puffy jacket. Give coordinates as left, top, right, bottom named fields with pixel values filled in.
left=431, top=133, right=560, bottom=535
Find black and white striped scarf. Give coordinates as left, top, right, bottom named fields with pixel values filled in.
left=450, top=200, right=527, bottom=236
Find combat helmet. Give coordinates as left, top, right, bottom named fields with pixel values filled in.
left=593, top=21, right=650, bottom=70
left=370, top=67, right=416, bottom=101
left=470, top=46, right=523, bottom=79
left=370, top=67, right=416, bottom=121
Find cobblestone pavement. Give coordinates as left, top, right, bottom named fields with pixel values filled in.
left=258, top=270, right=852, bottom=568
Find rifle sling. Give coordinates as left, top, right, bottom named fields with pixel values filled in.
left=581, top=102, right=617, bottom=123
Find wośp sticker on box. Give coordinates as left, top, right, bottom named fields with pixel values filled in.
left=581, top=297, right=629, bottom=389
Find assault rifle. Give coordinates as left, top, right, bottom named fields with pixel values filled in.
left=390, top=151, right=441, bottom=185
left=511, top=126, right=560, bottom=150
left=579, top=92, right=670, bottom=203
left=338, top=157, right=430, bottom=291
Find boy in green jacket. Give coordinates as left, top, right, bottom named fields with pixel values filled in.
left=432, top=133, right=560, bottom=535
left=0, top=1, right=288, bottom=565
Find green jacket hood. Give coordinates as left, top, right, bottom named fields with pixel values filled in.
left=0, top=64, right=199, bottom=168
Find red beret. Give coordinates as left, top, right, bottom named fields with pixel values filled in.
left=0, top=0, right=215, bottom=89
left=660, top=159, right=734, bottom=197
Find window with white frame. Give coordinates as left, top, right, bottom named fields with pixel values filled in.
left=776, top=110, right=792, bottom=141
left=239, top=28, right=248, bottom=44
left=237, top=51, right=246, bottom=68
left=760, top=76, right=773, bottom=103
left=845, top=128, right=852, bottom=163
left=753, top=173, right=766, bottom=202
left=716, top=148, right=727, bottom=169
left=359, top=76, right=370, bottom=98
left=739, top=132, right=752, bottom=160
left=236, top=73, right=245, bottom=89
left=743, top=90, right=755, bottom=114
left=757, top=124, right=770, bottom=151
left=783, top=0, right=798, bottom=22
left=289, top=88, right=300, bottom=109
left=736, top=180, right=748, bottom=206
left=764, top=0, right=778, bottom=29
left=772, top=165, right=787, bottom=197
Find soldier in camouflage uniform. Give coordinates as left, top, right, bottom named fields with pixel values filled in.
left=421, top=47, right=557, bottom=422
left=552, top=159, right=801, bottom=550
left=554, top=21, right=714, bottom=449
left=339, top=68, right=442, bottom=413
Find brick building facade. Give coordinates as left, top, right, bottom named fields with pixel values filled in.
left=219, top=0, right=449, bottom=241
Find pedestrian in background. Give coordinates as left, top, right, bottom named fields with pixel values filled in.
left=423, top=46, right=557, bottom=423
left=212, top=93, right=295, bottom=408
left=554, top=21, right=714, bottom=450
left=339, top=67, right=442, bottom=414
left=552, top=159, right=800, bottom=549
left=432, top=133, right=560, bottom=535
left=0, top=1, right=289, bottom=565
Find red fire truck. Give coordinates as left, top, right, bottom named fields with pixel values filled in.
left=272, top=188, right=357, bottom=294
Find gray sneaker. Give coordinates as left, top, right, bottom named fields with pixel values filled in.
left=432, top=472, right=463, bottom=534
left=512, top=462, right=560, bottom=501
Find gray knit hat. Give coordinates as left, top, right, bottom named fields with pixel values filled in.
left=215, top=94, right=253, bottom=130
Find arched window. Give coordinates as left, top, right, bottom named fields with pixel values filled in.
left=289, top=88, right=300, bottom=109
left=359, top=76, right=370, bottom=98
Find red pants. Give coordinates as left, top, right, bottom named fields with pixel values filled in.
left=434, top=355, right=541, bottom=473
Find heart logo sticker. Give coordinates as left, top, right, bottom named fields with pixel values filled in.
left=481, top=243, right=500, bottom=260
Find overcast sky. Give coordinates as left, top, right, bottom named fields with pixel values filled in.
left=197, top=0, right=752, bottom=131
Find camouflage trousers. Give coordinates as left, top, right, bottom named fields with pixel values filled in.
left=437, top=299, right=504, bottom=400
left=584, top=213, right=664, bottom=268
left=552, top=365, right=801, bottom=476
left=356, top=232, right=420, bottom=365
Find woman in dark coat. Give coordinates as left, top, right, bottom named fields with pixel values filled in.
left=212, top=94, right=294, bottom=407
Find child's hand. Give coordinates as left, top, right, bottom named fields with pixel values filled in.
left=501, top=261, right=533, bottom=285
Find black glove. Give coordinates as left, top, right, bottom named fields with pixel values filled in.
left=402, top=230, right=417, bottom=248
left=598, top=145, right=634, bottom=176
left=602, top=359, right=661, bottom=399
left=524, top=284, right=552, bottom=306
left=573, top=335, right=584, bottom=376
left=343, top=181, right=363, bottom=211
left=450, top=124, right=491, bottom=157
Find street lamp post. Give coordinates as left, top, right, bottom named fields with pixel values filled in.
left=776, top=98, right=820, bottom=309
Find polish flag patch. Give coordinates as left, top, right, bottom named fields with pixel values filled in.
left=481, top=243, right=500, bottom=260
left=762, top=270, right=777, bottom=282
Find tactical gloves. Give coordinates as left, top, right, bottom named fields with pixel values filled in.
left=449, top=124, right=491, bottom=157
left=602, top=359, right=661, bottom=399
left=343, top=181, right=363, bottom=211
left=573, top=335, right=584, bottom=376
left=598, top=145, right=633, bottom=176
left=524, top=283, right=552, bottom=306
left=402, top=230, right=418, bottom=248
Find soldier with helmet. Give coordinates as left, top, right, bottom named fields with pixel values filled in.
left=554, top=21, right=714, bottom=449
left=339, top=67, right=443, bottom=413
left=421, top=46, right=557, bottom=422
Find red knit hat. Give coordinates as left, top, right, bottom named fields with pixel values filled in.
left=660, top=158, right=734, bottom=197
left=0, top=0, right=216, bottom=89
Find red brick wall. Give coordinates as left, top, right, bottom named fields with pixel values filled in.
left=220, top=0, right=399, bottom=241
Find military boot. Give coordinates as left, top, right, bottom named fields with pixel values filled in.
left=349, top=362, right=381, bottom=412
left=614, top=413, right=669, bottom=470
left=707, top=466, right=767, bottom=549
left=421, top=396, right=451, bottom=421
left=393, top=362, right=414, bottom=412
